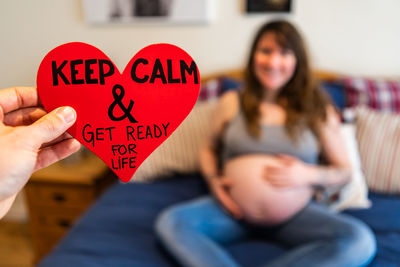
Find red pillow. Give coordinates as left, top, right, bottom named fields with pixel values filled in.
left=344, top=77, right=400, bottom=113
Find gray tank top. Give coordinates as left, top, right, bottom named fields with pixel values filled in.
left=222, top=111, right=320, bottom=164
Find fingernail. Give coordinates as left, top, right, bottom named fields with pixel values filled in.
left=57, top=107, right=76, bottom=123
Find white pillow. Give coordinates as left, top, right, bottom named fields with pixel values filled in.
left=329, top=124, right=371, bottom=211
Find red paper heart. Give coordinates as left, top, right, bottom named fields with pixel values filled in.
left=37, top=42, right=200, bottom=182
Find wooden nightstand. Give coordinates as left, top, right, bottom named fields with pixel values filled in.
left=24, top=153, right=115, bottom=263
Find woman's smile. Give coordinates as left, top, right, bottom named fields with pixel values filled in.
left=253, top=32, right=297, bottom=92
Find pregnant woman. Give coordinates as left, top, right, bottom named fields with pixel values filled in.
left=155, top=20, right=376, bottom=267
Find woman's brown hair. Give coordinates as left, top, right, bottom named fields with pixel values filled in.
left=241, top=20, right=331, bottom=141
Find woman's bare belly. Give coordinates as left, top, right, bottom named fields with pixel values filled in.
left=223, top=154, right=313, bottom=225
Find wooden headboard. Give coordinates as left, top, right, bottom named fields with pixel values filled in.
left=201, top=69, right=342, bottom=83
left=201, top=69, right=243, bottom=83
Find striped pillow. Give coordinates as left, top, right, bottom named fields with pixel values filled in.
left=131, top=100, right=217, bottom=181
left=344, top=77, right=400, bottom=113
left=355, top=107, right=400, bottom=193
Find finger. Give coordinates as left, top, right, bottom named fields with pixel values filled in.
left=266, top=165, right=281, bottom=172
left=0, top=105, right=4, bottom=124
left=266, top=178, right=288, bottom=187
left=264, top=171, right=286, bottom=182
left=277, top=154, right=297, bottom=163
left=219, top=177, right=233, bottom=188
left=40, top=132, right=74, bottom=149
left=27, top=106, right=77, bottom=148
left=265, top=166, right=284, bottom=176
left=264, top=174, right=281, bottom=182
left=271, top=183, right=290, bottom=188
left=267, top=175, right=294, bottom=187
left=0, top=87, right=41, bottom=114
left=34, top=138, right=81, bottom=171
left=217, top=192, right=243, bottom=219
left=3, top=107, right=46, bottom=126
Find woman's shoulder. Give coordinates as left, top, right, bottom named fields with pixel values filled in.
left=216, top=90, right=241, bottom=122
left=219, top=89, right=240, bottom=103
left=218, top=90, right=240, bottom=117
left=319, top=105, right=341, bottom=129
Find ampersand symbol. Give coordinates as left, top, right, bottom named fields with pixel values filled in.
left=108, top=84, right=138, bottom=123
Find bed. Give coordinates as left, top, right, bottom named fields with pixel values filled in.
left=39, top=70, right=400, bottom=267
left=38, top=173, right=400, bottom=267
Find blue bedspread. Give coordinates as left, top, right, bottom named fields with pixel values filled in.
left=39, top=173, right=400, bottom=267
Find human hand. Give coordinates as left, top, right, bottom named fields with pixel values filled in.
left=208, top=176, right=243, bottom=219
left=263, top=154, right=313, bottom=188
left=0, top=87, right=80, bottom=204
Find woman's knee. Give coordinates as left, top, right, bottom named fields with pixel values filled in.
left=154, top=196, right=215, bottom=242
left=335, top=219, right=377, bottom=266
left=155, top=204, right=197, bottom=242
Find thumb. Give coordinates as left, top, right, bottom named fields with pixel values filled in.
left=0, top=106, right=4, bottom=125
left=277, top=154, right=297, bottom=163
left=219, top=177, right=233, bottom=188
left=28, top=106, right=77, bottom=146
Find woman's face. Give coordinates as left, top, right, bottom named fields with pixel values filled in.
left=253, top=32, right=297, bottom=92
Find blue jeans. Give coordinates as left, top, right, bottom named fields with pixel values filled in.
left=155, top=196, right=376, bottom=267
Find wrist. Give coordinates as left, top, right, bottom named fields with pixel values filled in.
left=307, top=165, right=321, bottom=186
left=205, top=173, right=219, bottom=181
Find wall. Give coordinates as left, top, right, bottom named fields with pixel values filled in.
left=1, top=0, right=400, bottom=90
left=1, top=0, right=400, bottom=220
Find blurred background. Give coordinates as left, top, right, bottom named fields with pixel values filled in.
left=1, top=0, right=400, bottom=91
left=0, top=0, right=399, bottom=266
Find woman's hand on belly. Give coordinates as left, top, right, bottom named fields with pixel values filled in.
left=264, top=154, right=314, bottom=188
left=223, top=154, right=313, bottom=225
left=208, top=175, right=244, bottom=219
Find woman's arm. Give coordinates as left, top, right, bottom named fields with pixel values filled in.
left=264, top=106, right=351, bottom=188
left=198, top=91, right=243, bottom=218
left=309, top=105, right=351, bottom=187
left=199, top=91, right=239, bottom=182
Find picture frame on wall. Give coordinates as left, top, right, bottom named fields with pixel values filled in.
left=246, top=0, right=292, bottom=13
left=83, top=0, right=212, bottom=25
